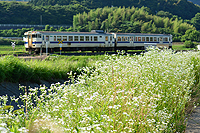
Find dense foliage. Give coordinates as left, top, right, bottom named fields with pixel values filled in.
left=1, top=49, right=200, bottom=132
left=73, top=6, right=200, bottom=42
left=28, top=0, right=200, bottom=20
left=0, top=1, right=89, bottom=25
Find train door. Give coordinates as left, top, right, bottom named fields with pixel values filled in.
left=105, top=36, right=109, bottom=46
left=28, top=34, right=32, bottom=48
left=159, top=37, right=163, bottom=44
left=130, top=36, right=134, bottom=47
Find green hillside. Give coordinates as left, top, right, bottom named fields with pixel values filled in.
left=27, top=0, right=200, bottom=19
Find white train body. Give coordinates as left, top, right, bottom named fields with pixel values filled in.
left=23, top=30, right=172, bottom=53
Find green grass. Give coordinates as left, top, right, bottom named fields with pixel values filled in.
left=172, top=42, right=196, bottom=50
left=1, top=49, right=200, bottom=132
left=0, top=55, right=105, bottom=83
left=0, top=45, right=26, bottom=54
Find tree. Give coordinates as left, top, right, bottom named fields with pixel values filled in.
left=191, top=13, right=200, bottom=30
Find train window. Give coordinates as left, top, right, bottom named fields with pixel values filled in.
left=138, top=37, right=141, bottom=41
left=142, top=37, right=145, bottom=41
left=37, top=34, right=41, bottom=38
left=164, top=37, right=168, bottom=41
left=125, top=37, right=128, bottom=41
left=100, top=36, right=102, bottom=38
left=132, top=37, right=134, bottom=41
left=32, top=34, right=36, bottom=38
left=69, top=36, right=73, bottom=41
left=80, top=36, right=84, bottom=41
left=135, top=37, right=138, bottom=41
left=118, top=37, right=121, bottom=41
left=159, top=37, right=163, bottom=41
left=74, top=36, right=78, bottom=41
left=154, top=37, right=157, bottom=41
left=150, top=37, right=153, bottom=42
left=57, top=36, right=61, bottom=41
left=146, top=37, right=149, bottom=41
left=54, top=36, right=56, bottom=41
left=110, top=36, right=112, bottom=41
left=122, top=37, right=125, bottom=41
left=94, top=36, right=98, bottom=41
left=105, top=36, right=108, bottom=41
left=86, top=36, right=89, bottom=41
left=63, top=36, right=67, bottom=41
left=90, top=36, right=92, bottom=41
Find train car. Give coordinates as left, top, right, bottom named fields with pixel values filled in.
left=23, top=30, right=172, bottom=53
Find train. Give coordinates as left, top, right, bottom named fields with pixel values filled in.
left=23, top=30, right=172, bottom=54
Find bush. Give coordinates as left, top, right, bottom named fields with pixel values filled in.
left=184, top=40, right=196, bottom=48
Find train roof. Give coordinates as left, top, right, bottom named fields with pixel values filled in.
left=115, top=33, right=171, bottom=36
left=24, top=31, right=112, bottom=36
left=24, top=31, right=171, bottom=36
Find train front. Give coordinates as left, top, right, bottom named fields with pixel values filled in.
left=23, top=31, right=42, bottom=53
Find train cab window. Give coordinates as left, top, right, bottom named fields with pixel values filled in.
left=57, top=36, right=61, bottom=41
left=54, top=36, right=56, bottom=41
left=154, top=37, right=157, bottom=42
left=32, top=34, right=36, bottom=38
left=37, top=34, right=41, bottom=38
left=86, top=36, right=89, bottom=41
left=99, top=36, right=102, bottom=38
left=142, top=37, right=145, bottom=42
left=135, top=37, right=138, bottom=41
left=69, top=36, right=73, bottom=41
left=110, top=36, right=112, bottom=41
left=150, top=37, right=153, bottom=42
left=118, top=37, right=121, bottom=41
left=138, top=37, right=141, bottom=41
left=74, top=36, right=79, bottom=41
left=146, top=37, right=149, bottom=42
left=164, top=37, right=168, bottom=41
left=105, top=36, right=108, bottom=41
left=80, top=36, right=84, bottom=41
left=94, top=36, right=98, bottom=41
left=63, top=36, right=67, bottom=41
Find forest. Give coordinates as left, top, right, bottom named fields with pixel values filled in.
left=1, top=0, right=200, bottom=44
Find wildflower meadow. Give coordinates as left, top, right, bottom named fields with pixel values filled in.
left=1, top=48, right=200, bottom=132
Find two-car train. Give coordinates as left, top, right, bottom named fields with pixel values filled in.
left=23, top=30, right=172, bottom=53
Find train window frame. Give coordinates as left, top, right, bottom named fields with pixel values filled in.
left=74, top=36, right=79, bottom=41
left=135, top=37, right=138, bottom=41
left=86, top=36, right=89, bottom=41
left=164, top=37, right=168, bottom=42
left=122, top=37, right=125, bottom=41
left=105, top=36, right=109, bottom=41
left=32, top=34, right=37, bottom=38
left=142, top=37, right=145, bottom=42
left=146, top=37, right=149, bottom=42
left=94, top=36, right=98, bottom=41
left=154, top=37, right=157, bottom=42
left=80, top=36, right=84, bottom=41
left=37, top=34, right=41, bottom=38
left=69, top=36, right=73, bottom=41
left=63, top=36, right=67, bottom=41
left=150, top=37, right=153, bottom=42
left=138, top=37, right=141, bottom=41
left=57, top=36, right=61, bottom=41
left=118, top=37, right=121, bottom=41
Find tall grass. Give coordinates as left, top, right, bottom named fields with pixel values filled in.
left=0, top=55, right=103, bottom=83
left=0, top=49, right=200, bottom=132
